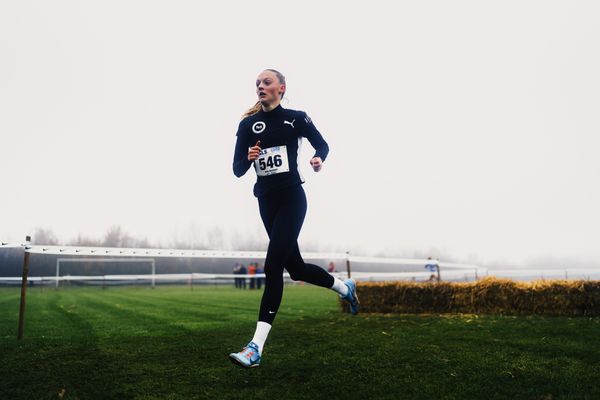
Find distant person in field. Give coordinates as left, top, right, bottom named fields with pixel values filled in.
left=229, top=69, right=359, bottom=368
left=328, top=261, right=336, bottom=273
left=256, top=264, right=264, bottom=289
left=425, top=257, right=440, bottom=282
left=239, top=264, right=247, bottom=289
left=233, top=263, right=242, bottom=288
left=248, top=263, right=257, bottom=289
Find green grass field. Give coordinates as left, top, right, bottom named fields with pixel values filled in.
left=1, top=285, right=599, bottom=400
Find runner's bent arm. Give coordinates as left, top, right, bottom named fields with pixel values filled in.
left=300, top=112, right=329, bottom=162
left=233, top=122, right=253, bottom=177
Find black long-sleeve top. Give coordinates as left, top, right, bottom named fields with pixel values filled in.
left=232, top=104, right=329, bottom=198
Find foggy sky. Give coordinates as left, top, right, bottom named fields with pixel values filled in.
left=1, top=1, right=599, bottom=268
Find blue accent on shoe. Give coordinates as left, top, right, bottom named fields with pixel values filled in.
left=229, top=341, right=261, bottom=368
left=341, top=278, right=359, bottom=315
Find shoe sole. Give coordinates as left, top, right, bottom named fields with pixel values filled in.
left=229, top=354, right=260, bottom=368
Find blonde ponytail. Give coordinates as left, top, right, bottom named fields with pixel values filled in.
left=241, top=101, right=262, bottom=120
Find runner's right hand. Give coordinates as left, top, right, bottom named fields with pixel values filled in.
left=248, top=140, right=261, bottom=161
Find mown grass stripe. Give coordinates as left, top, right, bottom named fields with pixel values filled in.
left=0, top=286, right=598, bottom=400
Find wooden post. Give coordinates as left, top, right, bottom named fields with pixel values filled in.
left=17, top=235, right=31, bottom=340
left=346, top=251, right=351, bottom=279
left=436, top=264, right=441, bottom=282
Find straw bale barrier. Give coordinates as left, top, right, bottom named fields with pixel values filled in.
left=341, top=277, right=600, bottom=316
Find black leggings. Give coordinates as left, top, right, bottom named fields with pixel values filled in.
left=257, top=184, right=334, bottom=324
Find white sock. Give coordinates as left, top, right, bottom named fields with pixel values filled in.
left=251, top=321, right=271, bottom=354
left=331, top=277, right=349, bottom=297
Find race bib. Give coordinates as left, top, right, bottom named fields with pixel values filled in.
left=254, top=146, right=289, bottom=176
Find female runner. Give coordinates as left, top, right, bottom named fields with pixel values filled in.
left=229, top=69, right=359, bottom=368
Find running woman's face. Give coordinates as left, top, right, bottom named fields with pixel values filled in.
left=256, top=70, right=285, bottom=108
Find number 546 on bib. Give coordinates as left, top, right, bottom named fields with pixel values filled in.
left=255, top=145, right=289, bottom=176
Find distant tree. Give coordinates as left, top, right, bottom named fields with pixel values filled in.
left=66, top=228, right=158, bottom=249
left=69, top=233, right=102, bottom=247
left=32, top=227, right=59, bottom=245
left=102, top=225, right=139, bottom=248
left=134, top=237, right=153, bottom=249
left=169, top=222, right=210, bottom=249
left=230, top=228, right=268, bottom=251
left=207, top=226, right=224, bottom=249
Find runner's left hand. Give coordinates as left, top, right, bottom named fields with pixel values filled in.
left=310, top=157, right=322, bottom=172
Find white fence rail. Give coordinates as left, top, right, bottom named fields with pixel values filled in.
left=1, top=241, right=484, bottom=284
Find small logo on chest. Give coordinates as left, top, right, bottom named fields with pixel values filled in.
left=283, top=119, right=295, bottom=128
left=252, top=121, right=266, bottom=134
